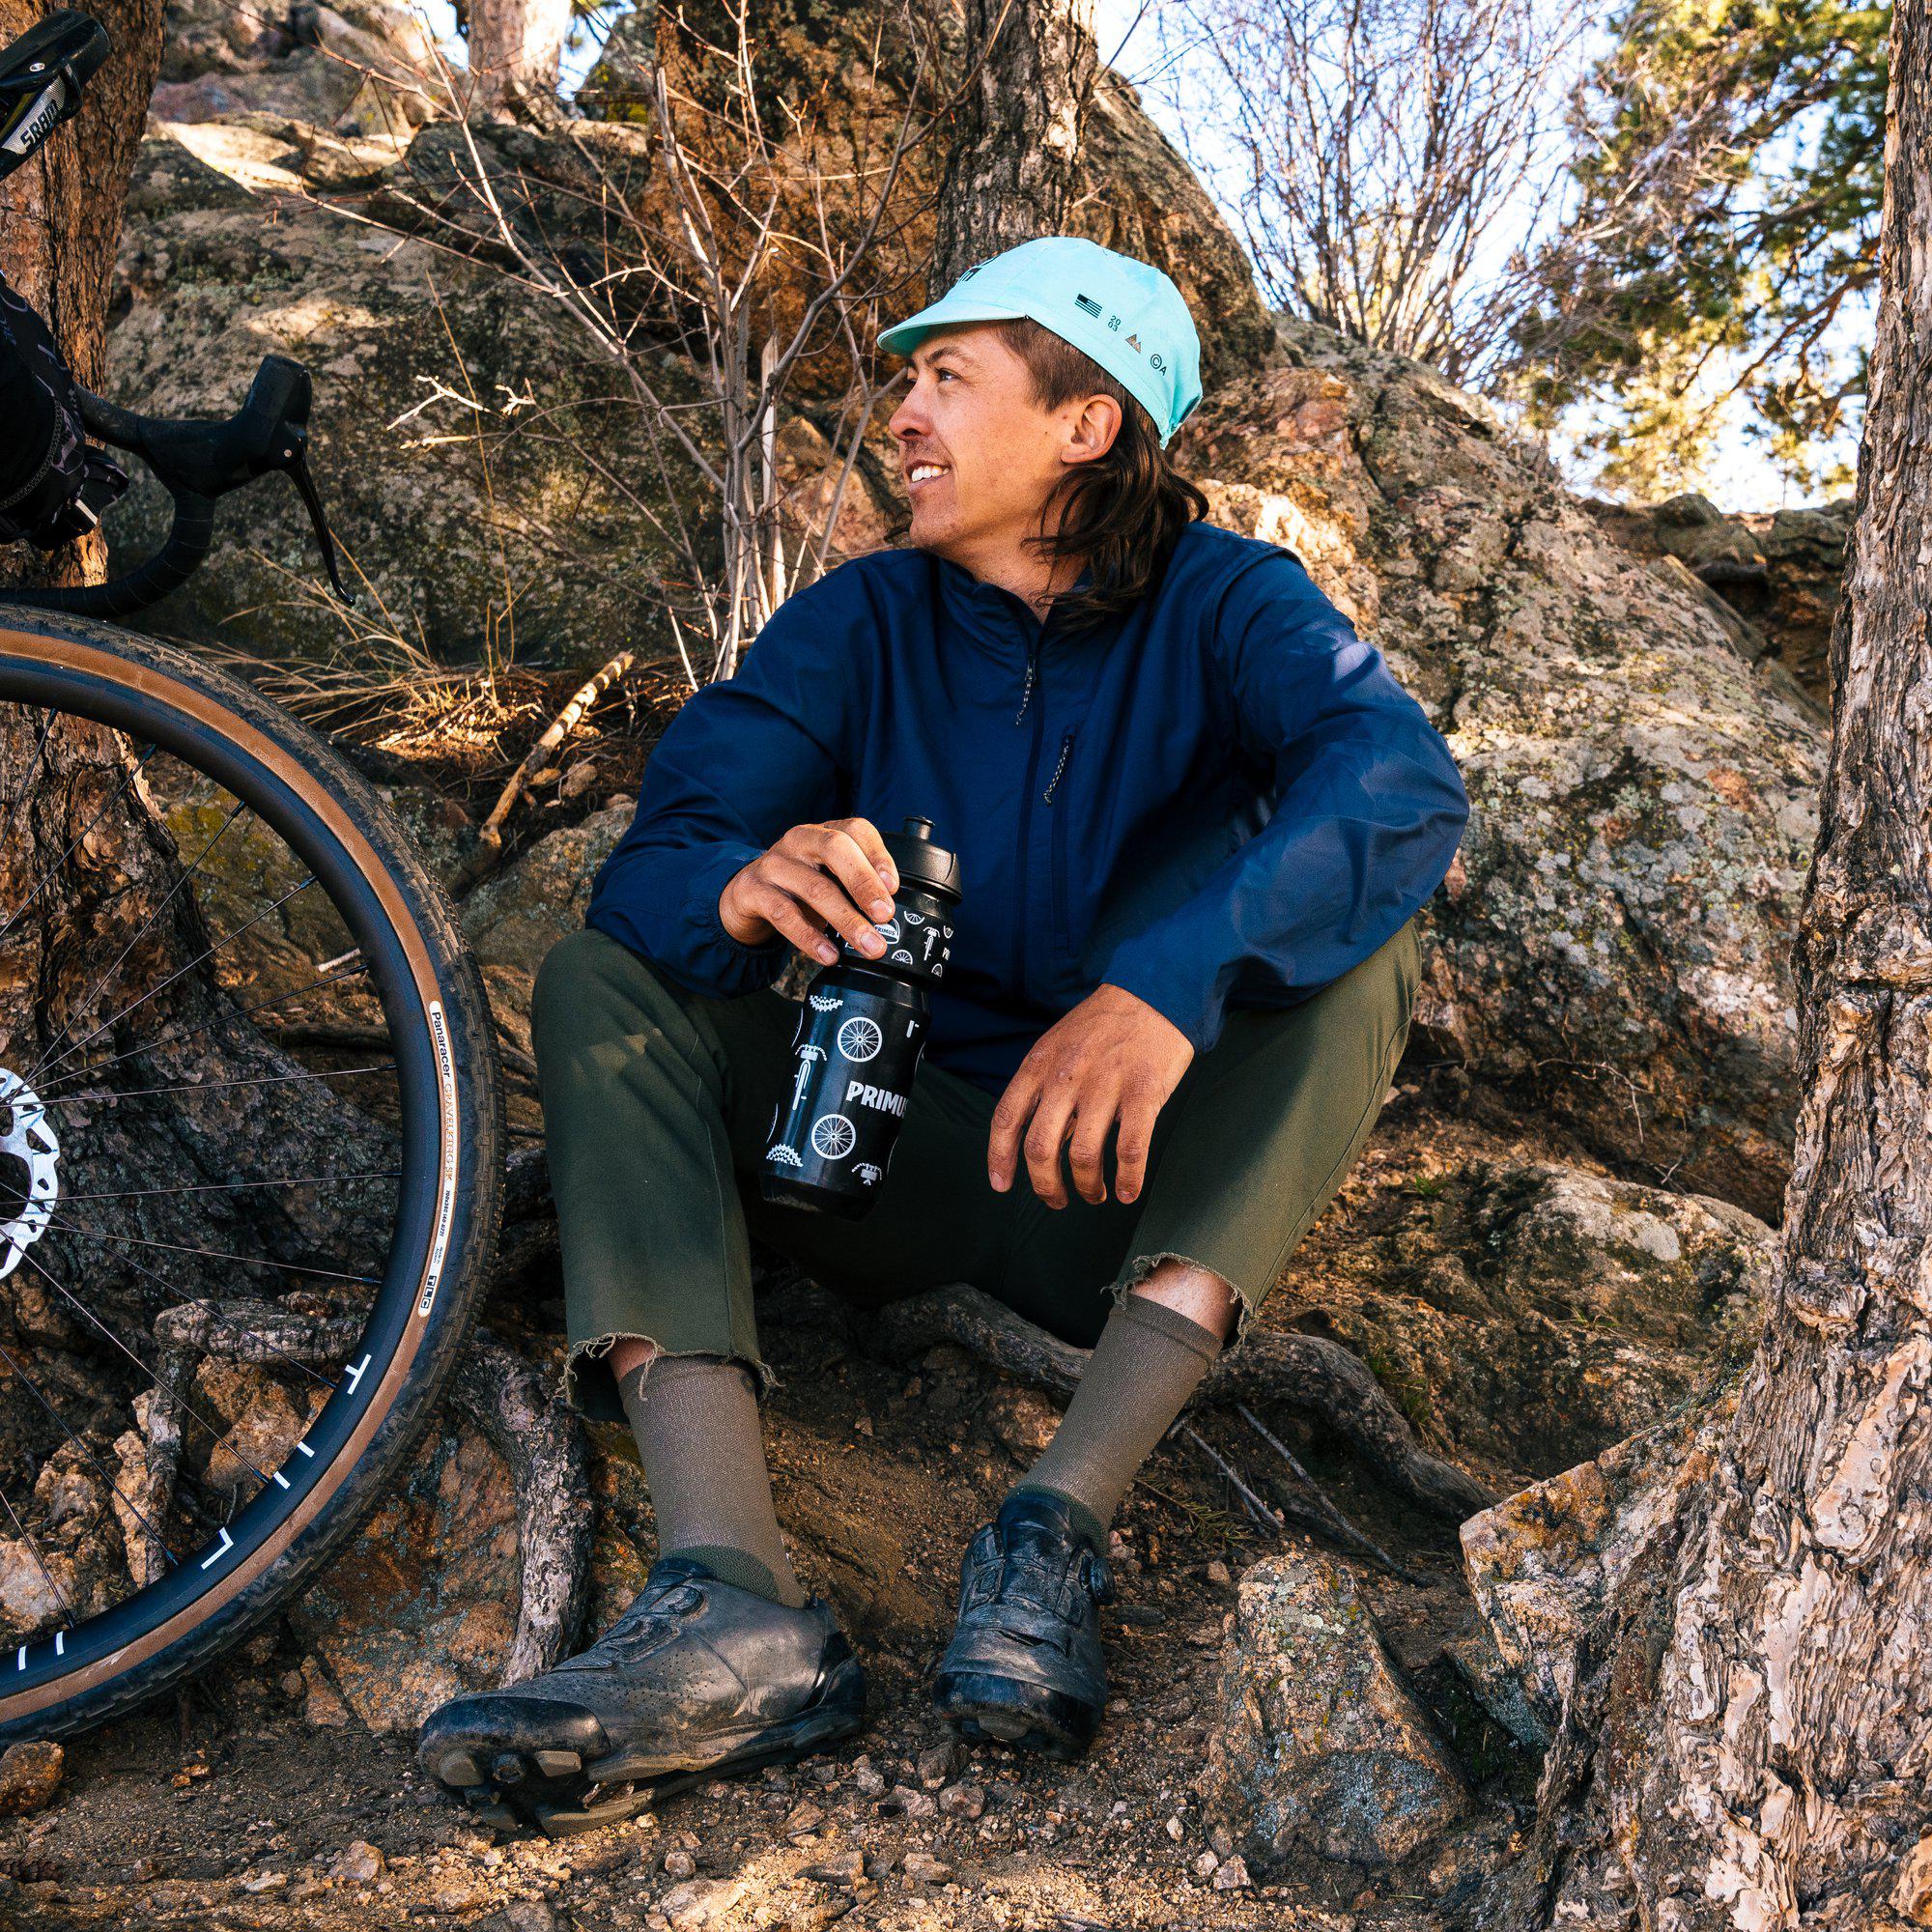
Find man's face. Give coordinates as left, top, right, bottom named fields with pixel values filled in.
left=886, top=324, right=1118, bottom=573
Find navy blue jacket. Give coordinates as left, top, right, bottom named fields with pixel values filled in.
left=586, top=519, right=1469, bottom=1094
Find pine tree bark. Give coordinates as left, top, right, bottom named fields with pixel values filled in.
left=0, top=0, right=161, bottom=384
left=465, top=0, right=574, bottom=118
left=0, top=0, right=162, bottom=594
left=930, top=0, right=1101, bottom=284
left=1508, top=8, right=1932, bottom=1925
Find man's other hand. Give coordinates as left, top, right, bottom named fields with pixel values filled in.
left=720, top=817, right=900, bottom=964
left=987, top=984, right=1194, bottom=1208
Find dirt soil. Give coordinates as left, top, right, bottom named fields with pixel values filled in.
left=0, top=1095, right=1610, bottom=1932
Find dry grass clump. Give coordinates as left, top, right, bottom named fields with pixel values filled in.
left=196, top=553, right=690, bottom=789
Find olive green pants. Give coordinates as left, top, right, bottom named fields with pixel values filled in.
left=531, top=921, right=1420, bottom=1422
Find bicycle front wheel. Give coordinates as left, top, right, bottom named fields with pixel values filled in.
left=0, top=606, right=502, bottom=1741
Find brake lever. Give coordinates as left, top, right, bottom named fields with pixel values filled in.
left=280, top=444, right=351, bottom=604
left=76, top=353, right=356, bottom=607
left=242, top=364, right=353, bottom=605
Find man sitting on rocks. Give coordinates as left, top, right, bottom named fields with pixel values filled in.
left=418, top=235, right=1469, bottom=1833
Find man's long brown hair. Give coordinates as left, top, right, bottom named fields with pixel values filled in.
left=887, top=315, right=1210, bottom=633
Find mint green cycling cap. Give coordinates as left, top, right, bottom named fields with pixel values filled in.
left=877, top=235, right=1204, bottom=448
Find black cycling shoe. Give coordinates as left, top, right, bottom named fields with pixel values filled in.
left=415, top=1554, right=867, bottom=1835
left=930, top=1491, right=1114, bottom=1760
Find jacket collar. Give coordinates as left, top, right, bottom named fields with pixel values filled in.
left=925, top=547, right=1097, bottom=655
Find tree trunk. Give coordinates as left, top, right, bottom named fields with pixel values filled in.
left=1508, top=9, right=1932, bottom=1925
left=0, top=0, right=163, bottom=593
left=0, top=0, right=161, bottom=381
left=930, top=0, right=1101, bottom=284
left=465, top=0, right=574, bottom=118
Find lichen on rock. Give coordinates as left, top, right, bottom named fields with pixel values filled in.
left=1208, top=1548, right=1471, bottom=1870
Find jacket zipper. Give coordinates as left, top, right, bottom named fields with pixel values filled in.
left=1009, top=631, right=1047, bottom=992
left=1047, top=730, right=1075, bottom=971
left=1041, top=729, right=1072, bottom=805
left=1013, top=649, right=1037, bottom=726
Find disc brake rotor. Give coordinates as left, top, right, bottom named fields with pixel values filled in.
left=0, top=1070, right=58, bottom=1282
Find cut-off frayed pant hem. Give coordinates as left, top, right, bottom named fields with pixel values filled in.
left=562, top=1329, right=781, bottom=1424
left=1104, top=1251, right=1258, bottom=1352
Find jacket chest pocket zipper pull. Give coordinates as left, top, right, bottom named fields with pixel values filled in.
left=1041, top=730, right=1073, bottom=805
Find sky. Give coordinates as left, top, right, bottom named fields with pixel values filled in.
left=416, top=0, right=1863, bottom=512
left=1091, top=0, right=1865, bottom=511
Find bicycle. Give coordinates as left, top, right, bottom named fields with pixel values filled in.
left=0, top=13, right=505, bottom=1743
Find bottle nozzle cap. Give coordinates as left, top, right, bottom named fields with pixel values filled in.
left=882, top=814, right=962, bottom=900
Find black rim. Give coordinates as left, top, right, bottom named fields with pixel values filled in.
left=0, top=635, right=454, bottom=1706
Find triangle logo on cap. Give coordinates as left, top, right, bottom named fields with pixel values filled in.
left=1124, top=332, right=1142, bottom=353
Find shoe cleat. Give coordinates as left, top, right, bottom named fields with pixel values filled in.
left=416, top=1555, right=867, bottom=1835
left=930, top=1491, right=1115, bottom=1760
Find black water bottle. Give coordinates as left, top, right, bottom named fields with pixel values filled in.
left=760, top=815, right=963, bottom=1218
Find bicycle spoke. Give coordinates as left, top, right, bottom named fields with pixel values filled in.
left=35, top=1061, right=397, bottom=1110
left=22, top=793, right=251, bottom=1088
left=33, top=871, right=320, bottom=1086
left=0, top=627, right=492, bottom=1698
left=43, top=1217, right=384, bottom=1287
left=55, top=1159, right=400, bottom=1206
left=35, top=958, right=369, bottom=1102
left=0, top=742, right=157, bottom=954
left=33, top=1234, right=342, bottom=1395
left=0, top=1341, right=181, bottom=1577
left=18, top=1251, right=277, bottom=1492
left=0, top=1485, right=76, bottom=1634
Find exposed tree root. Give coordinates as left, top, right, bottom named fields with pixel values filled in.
left=862, top=1279, right=1496, bottom=1520
left=1232, top=1401, right=1427, bottom=1582
left=154, top=1297, right=361, bottom=1367
left=456, top=649, right=637, bottom=894
left=132, top=1250, right=1478, bottom=1708
left=147, top=1297, right=591, bottom=1682
left=446, top=1330, right=592, bottom=1684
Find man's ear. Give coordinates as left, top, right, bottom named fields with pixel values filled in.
left=1062, top=394, right=1122, bottom=467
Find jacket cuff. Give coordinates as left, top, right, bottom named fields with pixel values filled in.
left=1100, top=952, right=1220, bottom=1058
left=690, top=841, right=789, bottom=984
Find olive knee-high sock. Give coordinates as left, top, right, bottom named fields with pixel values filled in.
left=1010, top=1293, right=1224, bottom=1551
left=617, top=1353, right=807, bottom=1608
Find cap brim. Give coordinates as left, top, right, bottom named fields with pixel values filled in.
left=876, top=298, right=1033, bottom=356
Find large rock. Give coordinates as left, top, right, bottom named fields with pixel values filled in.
left=102, top=123, right=714, bottom=669
left=1584, top=491, right=1851, bottom=711
left=1208, top=1548, right=1471, bottom=1869
left=154, top=0, right=441, bottom=134
left=109, top=0, right=1269, bottom=673
left=1285, top=1156, right=1774, bottom=1486
left=161, top=0, right=294, bottom=83
left=462, top=802, right=630, bottom=1057
left=1459, top=1388, right=1734, bottom=1747
left=288, top=1417, right=521, bottom=1732
left=1740, top=499, right=1853, bottom=706
left=1176, top=324, right=1823, bottom=1217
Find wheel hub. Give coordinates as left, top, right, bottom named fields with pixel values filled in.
left=0, top=1069, right=58, bottom=1281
